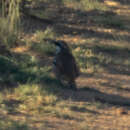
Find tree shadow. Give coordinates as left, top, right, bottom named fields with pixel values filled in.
left=70, top=105, right=99, bottom=114
left=100, top=81, right=130, bottom=92
left=21, top=15, right=51, bottom=34
left=22, top=2, right=130, bottom=41
left=72, top=43, right=130, bottom=76
left=59, top=86, right=130, bottom=107
left=52, top=7, right=129, bottom=40
left=93, top=44, right=130, bottom=55
left=112, top=0, right=130, bottom=5
left=93, top=44, right=130, bottom=75
left=94, top=45, right=130, bottom=75
left=103, top=63, right=130, bottom=76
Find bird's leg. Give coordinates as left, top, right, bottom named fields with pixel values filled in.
left=68, top=80, right=77, bottom=91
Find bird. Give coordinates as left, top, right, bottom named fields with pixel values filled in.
left=44, top=39, right=80, bottom=90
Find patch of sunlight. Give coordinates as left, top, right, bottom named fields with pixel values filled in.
left=116, top=8, right=130, bottom=16
left=11, top=46, right=29, bottom=53
left=104, top=1, right=120, bottom=7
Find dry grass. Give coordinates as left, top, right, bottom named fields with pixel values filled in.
left=0, top=0, right=130, bottom=130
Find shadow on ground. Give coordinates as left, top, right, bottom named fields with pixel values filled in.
left=72, top=43, right=130, bottom=76
left=58, top=86, right=130, bottom=107
left=112, top=0, right=130, bottom=5
left=22, top=2, right=130, bottom=42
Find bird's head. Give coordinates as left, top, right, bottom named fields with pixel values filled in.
left=44, top=39, right=70, bottom=54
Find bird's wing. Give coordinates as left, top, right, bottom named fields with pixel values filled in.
left=54, top=55, right=64, bottom=73
left=70, top=56, right=80, bottom=77
left=61, top=54, right=80, bottom=78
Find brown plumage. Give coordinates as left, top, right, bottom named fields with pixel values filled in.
left=45, top=39, right=80, bottom=90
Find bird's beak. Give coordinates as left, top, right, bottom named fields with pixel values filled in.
left=44, top=39, right=61, bottom=47
left=44, top=38, right=54, bottom=43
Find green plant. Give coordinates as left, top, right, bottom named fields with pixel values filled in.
left=29, top=28, right=56, bottom=56
left=0, top=120, right=29, bottom=130
left=80, top=0, right=107, bottom=11
left=0, top=0, right=20, bottom=48
left=30, top=42, right=55, bottom=56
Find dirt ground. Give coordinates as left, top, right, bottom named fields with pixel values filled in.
left=5, top=0, right=130, bottom=129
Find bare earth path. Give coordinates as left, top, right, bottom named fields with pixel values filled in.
left=48, top=1, right=130, bottom=129
left=7, top=0, right=130, bottom=129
